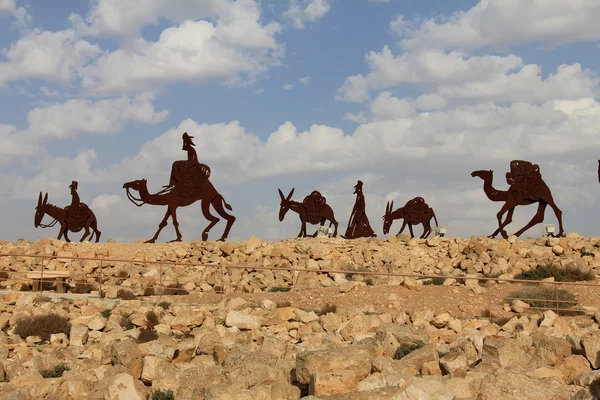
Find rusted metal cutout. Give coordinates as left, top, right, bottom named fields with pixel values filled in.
left=382, top=197, right=438, bottom=239
left=278, top=188, right=339, bottom=237
left=123, top=132, right=236, bottom=243
left=34, top=181, right=101, bottom=242
left=472, top=160, right=565, bottom=238
left=342, top=180, right=376, bottom=239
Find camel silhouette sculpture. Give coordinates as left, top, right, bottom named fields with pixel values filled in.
left=34, top=188, right=101, bottom=243
left=471, top=160, right=565, bottom=239
left=123, top=132, right=235, bottom=243
left=278, top=188, right=339, bottom=237
left=382, top=197, right=438, bottom=239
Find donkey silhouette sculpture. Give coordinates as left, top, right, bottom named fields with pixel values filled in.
left=34, top=190, right=101, bottom=243
left=471, top=160, right=564, bottom=238
left=123, top=132, right=235, bottom=243
left=278, top=188, right=339, bottom=237
left=382, top=197, right=438, bottom=239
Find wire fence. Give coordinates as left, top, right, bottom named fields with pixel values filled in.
left=0, top=252, right=598, bottom=316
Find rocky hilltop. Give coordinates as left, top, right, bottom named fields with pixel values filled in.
left=0, top=235, right=597, bottom=399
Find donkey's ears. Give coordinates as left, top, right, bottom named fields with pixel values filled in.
left=43, top=193, right=48, bottom=205
left=287, top=188, right=294, bottom=200
left=37, top=192, right=42, bottom=206
left=278, top=189, right=284, bottom=200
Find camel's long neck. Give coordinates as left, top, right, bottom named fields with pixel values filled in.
left=44, top=204, right=65, bottom=221
left=137, top=184, right=169, bottom=206
left=481, top=176, right=506, bottom=202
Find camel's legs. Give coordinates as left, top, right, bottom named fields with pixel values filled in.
left=80, top=225, right=91, bottom=242
left=513, top=202, right=547, bottom=238
left=490, top=208, right=514, bottom=238
left=542, top=193, right=565, bottom=237
left=211, top=196, right=236, bottom=241
left=494, top=199, right=517, bottom=239
left=92, top=220, right=101, bottom=243
left=408, top=223, right=415, bottom=238
left=200, top=198, right=220, bottom=241
left=169, top=205, right=183, bottom=242
left=146, top=208, right=172, bottom=243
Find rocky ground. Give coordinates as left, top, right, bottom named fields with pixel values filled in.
left=0, top=234, right=598, bottom=399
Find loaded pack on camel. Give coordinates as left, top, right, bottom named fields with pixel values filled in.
left=505, top=160, right=543, bottom=203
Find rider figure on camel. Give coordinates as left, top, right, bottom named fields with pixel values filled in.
left=182, top=132, right=198, bottom=163
left=69, top=181, right=80, bottom=209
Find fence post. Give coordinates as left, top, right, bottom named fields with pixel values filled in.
left=99, top=259, right=103, bottom=299
left=39, top=256, right=45, bottom=294
left=554, top=282, right=559, bottom=314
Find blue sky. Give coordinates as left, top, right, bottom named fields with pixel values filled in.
left=1, top=0, right=600, bottom=243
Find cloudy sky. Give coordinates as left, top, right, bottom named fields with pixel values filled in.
left=1, top=0, right=599, bottom=243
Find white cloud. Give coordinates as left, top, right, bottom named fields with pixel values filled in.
left=0, top=1, right=283, bottom=95
left=0, top=0, right=16, bottom=13
left=370, top=91, right=415, bottom=120
left=26, top=93, right=168, bottom=140
left=337, top=47, right=600, bottom=105
left=283, top=83, right=294, bottom=90
left=0, top=29, right=101, bottom=88
left=255, top=88, right=265, bottom=94
left=72, top=0, right=231, bottom=39
left=283, top=0, right=331, bottom=30
left=80, top=17, right=282, bottom=95
left=395, top=0, right=600, bottom=52
left=299, top=76, right=311, bottom=85
left=343, top=112, right=368, bottom=123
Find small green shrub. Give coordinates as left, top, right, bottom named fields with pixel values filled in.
left=317, top=303, right=337, bottom=316
left=146, top=311, right=160, bottom=328
left=158, top=301, right=171, bottom=310
left=41, top=364, right=69, bottom=378
left=120, top=315, right=135, bottom=330
left=515, top=264, right=594, bottom=283
left=365, top=278, right=374, bottom=286
left=268, top=287, right=290, bottom=292
left=137, top=329, right=159, bottom=343
left=14, top=314, right=71, bottom=341
left=162, top=283, right=188, bottom=296
left=581, top=250, right=594, bottom=257
left=72, top=282, right=94, bottom=294
left=394, top=343, right=424, bottom=360
left=117, top=289, right=137, bottom=300
left=507, top=287, right=578, bottom=315
left=152, top=389, right=175, bottom=400
left=423, top=277, right=445, bottom=286
left=101, top=309, right=111, bottom=318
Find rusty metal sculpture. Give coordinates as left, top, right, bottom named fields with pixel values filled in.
left=598, top=160, right=599, bottom=184
left=471, top=160, right=565, bottom=238
left=342, top=180, right=376, bottom=239
left=34, top=181, right=101, bottom=242
left=278, top=188, right=339, bottom=237
left=382, top=197, right=438, bottom=239
left=123, top=132, right=236, bottom=243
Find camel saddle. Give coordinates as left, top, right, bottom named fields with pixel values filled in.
left=506, top=160, right=542, bottom=202
left=64, top=203, right=91, bottom=230
left=303, top=191, right=327, bottom=224
left=404, top=197, right=428, bottom=225
left=169, top=160, right=211, bottom=199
